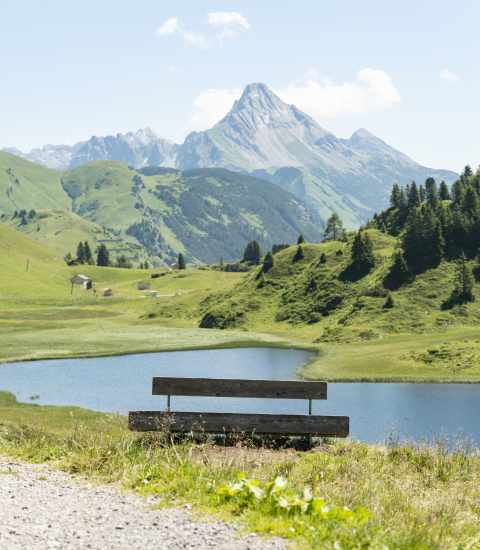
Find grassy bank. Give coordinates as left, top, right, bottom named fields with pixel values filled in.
left=1, top=392, right=479, bottom=549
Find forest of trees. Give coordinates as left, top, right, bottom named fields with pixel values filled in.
left=370, top=165, right=479, bottom=305
left=372, top=166, right=480, bottom=272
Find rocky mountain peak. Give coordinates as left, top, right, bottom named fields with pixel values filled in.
left=350, top=128, right=377, bottom=141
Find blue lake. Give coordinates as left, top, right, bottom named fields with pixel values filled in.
left=1, top=347, right=479, bottom=446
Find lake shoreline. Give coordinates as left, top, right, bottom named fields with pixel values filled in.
left=2, top=340, right=480, bottom=384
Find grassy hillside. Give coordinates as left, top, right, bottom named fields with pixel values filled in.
left=3, top=222, right=480, bottom=381
left=0, top=223, right=71, bottom=302
left=0, top=224, right=288, bottom=362
left=0, top=152, right=324, bottom=265
left=198, top=229, right=480, bottom=381
left=62, top=164, right=323, bottom=264
left=0, top=151, right=69, bottom=214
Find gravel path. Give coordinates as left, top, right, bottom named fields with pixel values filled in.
left=0, top=457, right=285, bottom=549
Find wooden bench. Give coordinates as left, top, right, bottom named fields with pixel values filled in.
left=128, top=377, right=349, bottom=437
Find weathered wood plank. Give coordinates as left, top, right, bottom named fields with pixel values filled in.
left=151, top=378, right=327, bottom=400
left=129, top=411, right=349, bottom=437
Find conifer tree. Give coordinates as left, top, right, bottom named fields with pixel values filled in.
left=407, top=182, right=421, bottom=209
left=425, top=178, right=439, bottom=209
left=419, top=185, right=426, bottom=203
left=390, top=184, right=403, bottom=209
left=444, top=255, right=475, bottom=307
left=319, top=253, right=327, bottom=264
left=262, top=251, right=274, bottom=273
left=384, top=251, right=412, bottom=289
left=323, top=213, right=345, bottom=241
left=76, top=242, right=86, bottom=264
left=242, top=241, right=261, bottom=264
left=83, top=241, right=93, bottom=265
left=96, top=244, right=110, bottom=267
left=297, top=234, right=305, bottom=244
left=293, top=245, right=304, bottom=263
left=439, top=181, right=451, bottom=201
left=464, top=187, right=479, bottom=215
left=177, top=253, right=186, bottom=270
left=349, top=230, right=375, bottom=276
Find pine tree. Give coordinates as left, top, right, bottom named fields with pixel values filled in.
left=319, top=253, right=327, bottom=264
left=384, top=251, right=412, bottom=289
left=407, top=182, right=421, bottom=209
left=390, top=184, right=403, bottom=209
left=293, top=245, right=304, bottom=263
left=242, top=240, right=261, bottom=264
left=297, top=234, right=305, bottom=244
left=445, top=255, right=475, bottom=307
left=422, top=207, right=444, bottom=267
left=451, top=180, right=466, bottom=204
left=425, top=178, right=439, bottom=209
left=83, top=241, right=93, bottom=265
left=76, top=242, right=86, bottom=264
left=349, top=230, right=375, bottom=276
left=464, top=187, right=479, bottom=215
left=439, top=181, right=451, bottom=201
left=177, top=253, right=186, bottom=270
left=262, top=251, right=274, bottom=273
left=419, top=184, right=426, bottom=203
left=96, top=244, right=110, bottom=267
left=323, top=213, right=345, bottom=241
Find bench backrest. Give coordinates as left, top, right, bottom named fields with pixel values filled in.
left=152, top=377, right=327, bottom=400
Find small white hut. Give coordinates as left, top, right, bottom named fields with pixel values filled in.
left=70, top=274, right=93, bottom=294
left=71, top=274, right=91, bottom=287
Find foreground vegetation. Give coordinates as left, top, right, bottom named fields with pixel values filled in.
left=1, top=391, right=479, bottom=549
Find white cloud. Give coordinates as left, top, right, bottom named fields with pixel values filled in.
left=188, top=69, right=401, bottom=131
left=156, top=17, right=179, bottom=36
left=156, top=16, right=208, bottom=49
left=440, top=68, right=460, bottom=82
left=207, top=11, right=250, bottom=40
left=190, top=88, right=242, bottom=130
left=278, top=68, right=401, bottom=119
left=156, top=11, right=249, bottom=49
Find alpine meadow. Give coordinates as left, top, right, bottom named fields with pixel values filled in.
left=1, top=3, right=480, bottom=549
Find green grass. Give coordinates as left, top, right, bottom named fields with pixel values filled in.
left=0, top=151, right=69, bottom=215
left=3, top=224, right=480, bottom=381
left=1, top=393, right=479, bottom=549
left=199, top=230, right=480, bottom=382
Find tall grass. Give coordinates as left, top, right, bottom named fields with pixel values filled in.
left=1, top=419, right=479, bottom=549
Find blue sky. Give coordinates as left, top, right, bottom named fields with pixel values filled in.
left=1, top=0, right=478, bottom=171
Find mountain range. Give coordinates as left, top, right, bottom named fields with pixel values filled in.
left=5, top=83, right=457, bottom=227
left=0, top=151, right=322, bottom=264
